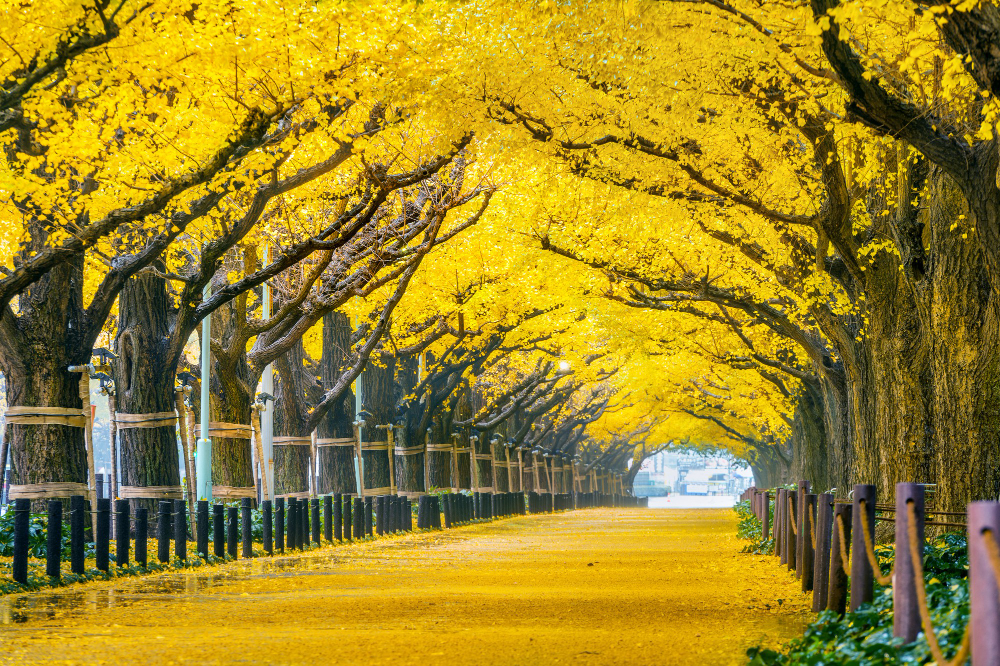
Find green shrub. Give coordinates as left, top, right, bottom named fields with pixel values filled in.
left=747, top=533, right=970, bottom=665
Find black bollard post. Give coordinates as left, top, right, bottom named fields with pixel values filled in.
left=301, top=498, right=309, bottom=548
left=12, top=498, right=30, bottom=584
left=301, top=498, right=309, bottom=547
left=46, top=500, right=63, bottom=579
left=263, top=500, right=273, bottom=554
left=158, top=500, right=172, bottom=563
left=353, top=498, right=364, bottom=538
left=197, top=500, right=209, bottom=557
left=312, top=498, right=320, bottom=544
left=406, top=498, right=413, bottom=531
left=431, top=496, right=441, bottom=529
left=364, top=496, right=373, bottom=536
left=812, top=493, right=833, bottom=610
left=391, top=496, right=401, bottom=533
left=114, top=498, right=129, bottom=568
left=893, top=483, right=924, bottom=643
left=286, top=498, right=296, bottom=551
left=850, top=484, right=876, bottom=611
left=334, top=493, right=343, bottom=542
left=241, top=498, right=252, bottom=558
left=174, top=499, right=187, bottom=561
left=135, top=507, right=148, bottom=567
left=443, top=495, right=452, bottom=529
left=96, top=473, right=105, bottom=500
left=213, top=504, right=225, bottom=558
left=828, top=503, right=851, bottom=615
left=299, top=499, right=307, bottom=549
left=227, top=506, right=238, bottom=559
left=323, top=496, right=332, bottom=542
left=376, top=496, right=386, bottom=536
left=969, top=501, right=1000, bottom=665
left=275, top=498, right=285, bottom=553
left=261, top=500, right=274, bottom=555
left=417, top=495, right=427, bottom=529
left=70, top=495, right=85, bottom=574
left=801, top=493, right=816, bottom=592
left=343, top=495, right=353, bottom=541
left=96, top=498, right=111, bottom=571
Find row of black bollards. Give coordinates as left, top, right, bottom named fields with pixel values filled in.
left=9, top=490, right=642, bottom=584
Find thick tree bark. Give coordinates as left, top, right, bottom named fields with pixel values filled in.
left=207, top=304, right=255, bottom=496
left=273, top=340, right=312, bottom=497
left=360, top=357, right=393, bottom=493
left=317, top=312, right=357, bottom=495
left=114, top=267, right=182, bottom=521
left=0, top=255, right=90, bottom=511
left=393, top=355, right=425, bottom=494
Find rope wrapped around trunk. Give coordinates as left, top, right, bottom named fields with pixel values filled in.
left=5, top=406, right=86, bottom=428
left=118, top=485, right=184, bottom=499
left=212, top=485, right=257, bottom=499
left=8, top=482, right=89, bottom=499
left=316, top=437, right=355, bottom=447
left=273, top=436, right=312, bottom=446
left=114, top=412, right=178, bottom=429
left=195, top=422, right=252, bottom=439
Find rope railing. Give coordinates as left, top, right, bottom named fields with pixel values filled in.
left=858, top=498, right=894, bottom=586
left=742, top=481, right=1000, bottom=664
left=903, top=500, right=971, bottom=666
left=787, top=494, right=797, bottom=536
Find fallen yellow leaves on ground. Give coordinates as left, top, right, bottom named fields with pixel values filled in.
left=0, top=509, right=808, bottom=665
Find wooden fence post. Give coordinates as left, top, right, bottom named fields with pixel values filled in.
left=828, top=503, right=851, bottom=615
left=811, top=493, right=833, bottom=610
left=762, top=491, right=770, bottom=542
left=801, top=493, right=816, bottom=591
left=786, top=491, right=797, bottom=572
left=850, top=484, right=876, bottom=611
left=969, top=501, right=1000, bottom=665
left=893, top=482, right=924, bottom=643
left=796, top=481, right=810, bottom=579
left=777, top=489, right=786, bottom=564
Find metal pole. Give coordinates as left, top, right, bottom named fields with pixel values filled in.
left=197, top=283, right=213, bottom=501
left=353, top=314, right=365, bottom=497
left=261, top=244, right=274, bottom=502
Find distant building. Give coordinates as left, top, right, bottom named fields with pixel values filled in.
left=633, top=449, right=752, bottom=497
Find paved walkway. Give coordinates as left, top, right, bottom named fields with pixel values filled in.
left=0, top=509, right=809, bottom=665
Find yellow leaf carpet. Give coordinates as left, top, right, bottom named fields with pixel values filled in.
left=0, top=508, right=809, bottom=665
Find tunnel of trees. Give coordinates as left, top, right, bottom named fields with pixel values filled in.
left=1, top=0, right=998, bottom=514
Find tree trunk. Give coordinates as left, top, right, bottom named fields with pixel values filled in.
left=273, top=340, right=312, bottom=497
left=208, top=306, right=255, bottom=497
left=393, top=354, right=425, bottom=494
left=114, top=267, right=182, bottom=523
left=360, top=357, right=393, bottom=494
left=317, top=312, right=357, bottom=495
left=0, top=256, right=90, bottom=511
